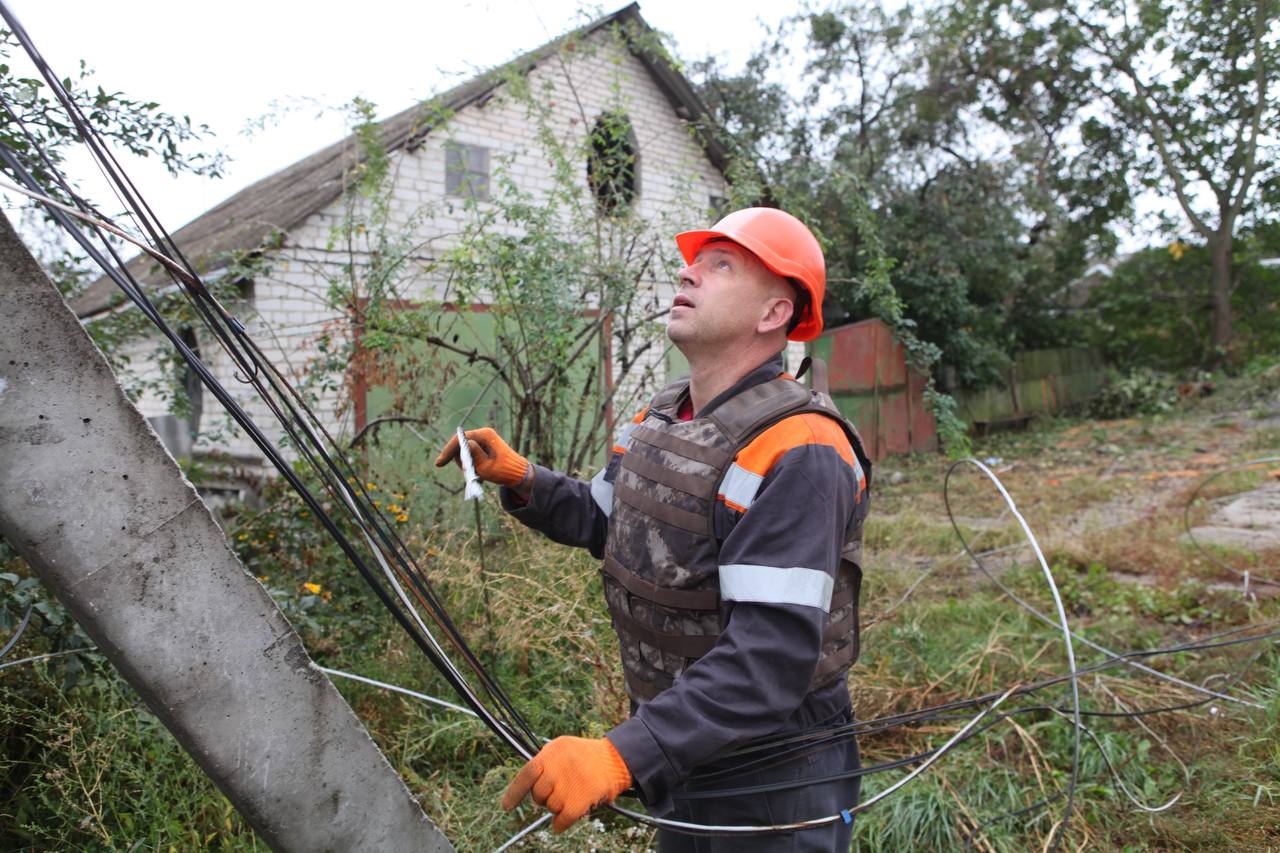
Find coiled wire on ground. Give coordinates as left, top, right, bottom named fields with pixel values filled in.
left=0, top=4, right=1275, bottom=844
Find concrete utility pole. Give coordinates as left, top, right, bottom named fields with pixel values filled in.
left=0, top=213, right=453, bottom=853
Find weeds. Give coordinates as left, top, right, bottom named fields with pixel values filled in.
left=0, top=665, right=259, bottom=850
left=4, top=375, right=1279, bottom=850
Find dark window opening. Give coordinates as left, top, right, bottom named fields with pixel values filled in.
left=446, top=142, right=490, bottom=201
left=178, top=326, right=203, bottom=441
left=588, top=112, right=638, bottom=214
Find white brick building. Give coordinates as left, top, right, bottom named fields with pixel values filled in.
left=73, top=5, right=750, bottom=484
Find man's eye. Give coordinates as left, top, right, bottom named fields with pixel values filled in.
left=717, top=259, right=730, bottom=270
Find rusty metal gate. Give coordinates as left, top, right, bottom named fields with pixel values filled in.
left=809, top=318, right=938, bottom=460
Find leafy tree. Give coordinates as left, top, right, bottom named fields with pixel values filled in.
left=1089, top=223, right=1280, bottom=370
left=0, top=29, right=225, bottom=292
left=0, top=28, right=228, bottom=420
left=310, top=25, right=708, bottom=483
left=936, top=0, right=1280, bottom=365
left=694, top=5, right=1101, bottom=393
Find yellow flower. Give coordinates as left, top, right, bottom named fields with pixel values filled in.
left=258, top=575, right=268, bottom=582
left=303, top=582, right=322, bottom=595
left=1168, top=240, right=1187, bottom=261
left=373, top=499, right=382, bottom=508
left=388, top=503, right=402, bottom=513
left=396, top=513, right=410, bottom=523
left=237, top=533, right=248, bottom=541
left=366, top=482, right=378, bottom=491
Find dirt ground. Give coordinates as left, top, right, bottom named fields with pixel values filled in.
left=871, top=398, right=1280, bottom=593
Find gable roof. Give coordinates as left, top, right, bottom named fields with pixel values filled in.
left=74, top=3, right=730, bottom=318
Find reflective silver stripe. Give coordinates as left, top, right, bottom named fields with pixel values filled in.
left=615, top=422, right=638, bottom=451
left=718, top=462, right=763, bottom=510
left=718, top=564, right=834, bottom=612
left=590, top=467, right=614, bottom=518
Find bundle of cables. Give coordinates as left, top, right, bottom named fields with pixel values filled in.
left=0, top=1, right=540, bottom=763
left=1, top=3, right=1275, bottom=847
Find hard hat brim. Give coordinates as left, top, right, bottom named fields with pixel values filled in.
left=674, top=229, right=824, bottom=342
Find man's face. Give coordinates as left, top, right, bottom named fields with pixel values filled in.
left=667, top=240, right=787, bottom=352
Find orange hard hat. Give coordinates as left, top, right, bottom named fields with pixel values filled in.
left=675, top=207, right=826, bottom=342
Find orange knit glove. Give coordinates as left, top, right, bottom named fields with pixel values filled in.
left=501, top=736, right=632, bottom=832
left=434, top=427, right=530, bottom=489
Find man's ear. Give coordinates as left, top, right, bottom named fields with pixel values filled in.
left=757, top=296, right=795, bottom=335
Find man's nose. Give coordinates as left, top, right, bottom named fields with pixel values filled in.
left=678, top=263, right=699, bottom=288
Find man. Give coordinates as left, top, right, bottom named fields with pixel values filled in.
left=437, top=207, right=871, bottom=850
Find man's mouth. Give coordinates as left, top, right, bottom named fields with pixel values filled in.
left=672, top=294, right=694, bottom=309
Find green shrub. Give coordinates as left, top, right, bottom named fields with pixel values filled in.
left=1087, top=368, right=1179, bottom=419
left=1086, top=228, right=1280, bottom=371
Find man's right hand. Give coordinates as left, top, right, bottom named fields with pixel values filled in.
left=435, top=427, right=533, bottom=496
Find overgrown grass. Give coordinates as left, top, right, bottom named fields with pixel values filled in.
left=4, top=374, right=1279, bottom=850
left=0, top=661, right=260, bottom=850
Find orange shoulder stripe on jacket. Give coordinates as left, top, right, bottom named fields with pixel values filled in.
left=733, top=412, right=858, bottom=478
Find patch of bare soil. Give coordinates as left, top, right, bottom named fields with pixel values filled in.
left=1187, top=481, right=1280, bottom=551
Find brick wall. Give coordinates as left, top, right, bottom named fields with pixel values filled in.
left=121, top=28, right=728, bottom=466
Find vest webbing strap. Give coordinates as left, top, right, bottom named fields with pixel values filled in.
left=608, top=604, right=719, bottom=658
left=619, top=617, right=854, bottom=699
left=707, top=379, right=812, bottom=445
left=614, top=480, right=707, bottom=534
left=811, top=357, right=830, bottom=395
left=793, top=356, right=831, bottom=396
left=616, top=447, right=709, bottom=498
left=629, top=424, right=726, bottom=468
left=813, top=639, right=855, bottom=684
left=830, top=585, right=853, bottom=612
left=602, top=553, right=720, bottom=611
left=622, top=635, right=852, bottom=702
left=648, top=378, right=688, bottom=414
left=624, top=669, right=667, bottom=701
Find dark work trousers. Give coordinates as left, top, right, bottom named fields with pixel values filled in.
left=655, top=716, right=861, bottom=853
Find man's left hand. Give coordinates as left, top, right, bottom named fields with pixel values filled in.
left=501, top=736, right=632, bottom=832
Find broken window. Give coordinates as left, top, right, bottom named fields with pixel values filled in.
left=587, top=112, right=638, bottom=214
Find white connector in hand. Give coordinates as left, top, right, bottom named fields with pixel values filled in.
left=456, top=426, right=484, bottom=501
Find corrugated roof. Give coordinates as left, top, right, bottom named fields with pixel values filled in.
left=74, top=2, right=730, bottom=317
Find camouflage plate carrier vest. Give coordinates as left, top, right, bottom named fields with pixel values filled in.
left=602, top=358, right=872, bottom=704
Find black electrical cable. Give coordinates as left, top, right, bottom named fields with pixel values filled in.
left=10, top=136, right=1275, bottom=837
left=678, top=627, right=1276, bottom=822
left=685, top=623, right=1280, bottom=787
left=0, top=3, right=549, bottom=750
left=0, top=32, right=539, bottom=758
left=5, top=5, right=1276, bottom=840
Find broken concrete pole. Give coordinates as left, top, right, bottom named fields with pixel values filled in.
left=0, top=213, right=453, bottom=852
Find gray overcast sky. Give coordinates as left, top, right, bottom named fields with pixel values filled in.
left=5, top=0, right=790, bottom=229
left=6, top=0, right=1185, bottom=251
